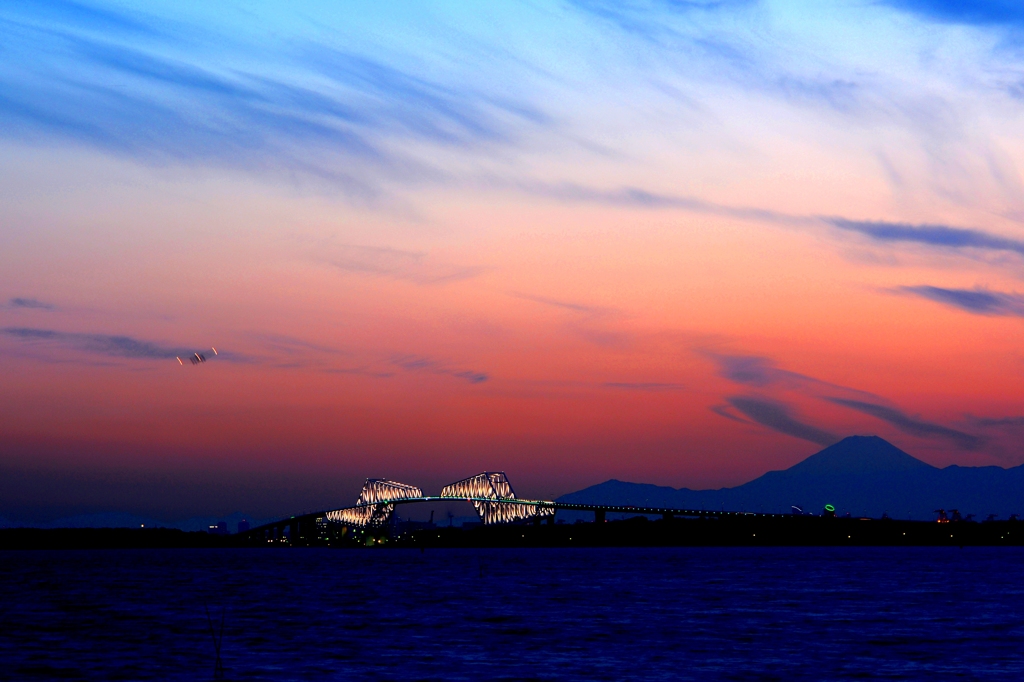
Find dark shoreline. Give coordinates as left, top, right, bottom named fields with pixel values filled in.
left=4, top=516, right=1023, bottom=549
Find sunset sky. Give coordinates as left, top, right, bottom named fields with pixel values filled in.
left=3, top=0, right=1024, bottom=523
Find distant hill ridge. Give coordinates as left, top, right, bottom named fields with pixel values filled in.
left=557, top=436, right=1024, bottom=519
left=0, top=510, right=270, bottom=532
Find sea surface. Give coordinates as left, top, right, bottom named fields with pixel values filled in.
left=3, top=547, right=1024, bottom=681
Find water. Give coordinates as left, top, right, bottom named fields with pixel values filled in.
left=3, top=547, right=1024, bottom=680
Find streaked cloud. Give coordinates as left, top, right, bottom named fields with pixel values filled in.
left=975, top=416, right=1024, bottom=428
left=898, top=286, right=1024, bottom=316
left=511, top=292, right=611, bottom=317
left=8, top=297, right=55, bottom=310
left=521, top=181, right=801, bottom=225
left=710, top=352, right=986, bottom=451
left=1, top=326, right=201, bottom=360
left=884, top=1, right=1024, bottom=26
left=250, top=333, right=342, bottom=356
left=603, top=382, right=686, bottom=391
left=826, top=218, right=1024, bottom=257
left=712, top=354, right=791, bottom=388
left=707, top=352, right=881, bottom=401
left=709, top=404, right=753, bottom=424
left=391, top=355, right=488, bottom=384
left=0, top=2, right=549, bottom=196
left=321, top=366, right=395, bottom=379
left=323, top=245, right=484, bottom=285
left=526, top=183, right=1024, bottom=268
left=826, top=397, right=982, bottom=451
left=726, top=395, right=839, bottom=446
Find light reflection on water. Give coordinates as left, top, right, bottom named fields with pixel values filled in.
left=3, top=547, right=1024, bottom=680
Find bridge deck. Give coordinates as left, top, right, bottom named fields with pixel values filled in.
left=246, top=497, right=785, bottom=535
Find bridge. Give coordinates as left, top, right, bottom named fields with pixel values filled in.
left=245, top=472, right=785, bottom=544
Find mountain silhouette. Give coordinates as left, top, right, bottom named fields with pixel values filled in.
left=557, top=436, right=1024, bottom=519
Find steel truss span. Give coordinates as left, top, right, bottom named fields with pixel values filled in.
left=441, top=472, right=554, bottom=525
left=314, top=471, right=792, bottom=532
left=357, top=479, right=423, bottom=505
left=251, top=472, right=792, bottom=539
left=325, top=479, right=423, bottom=528
left=324, top=472, right=554, bottom=529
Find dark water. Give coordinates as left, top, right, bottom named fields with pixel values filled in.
left=3, top=547, right=1024, bottom=681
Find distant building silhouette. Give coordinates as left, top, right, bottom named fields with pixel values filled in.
left=237, top=519, right=250, bottom=533
left=208, top=521, right=229, bottom=535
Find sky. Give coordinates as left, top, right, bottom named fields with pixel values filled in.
left=3, top=0, right=1024, bottom=523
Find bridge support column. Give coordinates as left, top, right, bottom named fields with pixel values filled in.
left=595, top=509, right=606, bottom=524
left=545, top=514, right=555, bottom=525
left=533, top=515, right=542, bottom=526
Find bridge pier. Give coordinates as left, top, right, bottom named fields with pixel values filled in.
left=545, top=514, right=555, bottom=525
left=595, top=509, right=606, bottom=524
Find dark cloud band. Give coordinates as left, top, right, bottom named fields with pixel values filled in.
left=2, top=327, right=197, bottom=360
left=884, top=0, right=1024, bottom=26
left=827, top=397, right=981, bottom=450
left=391, top=355, right=488, bottom=384
left=827, top=218, right=1024, bottom=256
left=8, top=298, right=55, bottom=310
left=727, top=396, right=839, bottom=446
left=899, top=286, right=1024, bottom=316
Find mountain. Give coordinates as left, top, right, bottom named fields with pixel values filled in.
left=557, top=436, right=1024, bottom=520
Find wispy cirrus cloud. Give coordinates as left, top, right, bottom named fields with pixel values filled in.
left=826, top=397, right=982, bottom=451
left=706, top=352, right=882, bottom=401
left=7, top=297, right=56, bottom=310
left=568, top=0, right=754, bottom=39
left=1, top=327, right=207, bottom=361
left=323, top=245, right=484, bottom=285
left=0, top=2, right=550, bottom=197
left=391, top=355, right=488, bottom=384
left=511, top=290, right=632, bottom=348
left=321, top=366, right=395, bottom=379
left=603, top=382, right=685, bottom=391
left=569, top=0, right=872, bottom=117
left=710, top=350, right=985, bottom=450
left=709, top=403, right=753, bottom=424
left=712, top=354, right=799, bottom=388
left=726, top=395, right=839, bottom=446
left=883, top=1, right=1024, bottom=26
left=826, top=218, right=1024, bottom=257
left=897, top=286, right=1024, bottom=316
left=975, top=415, right=1024, bottom=428
left=511, top=292, right=612, bottom=317
left=250, top=333, right=342, bottom=356
left=521, top=181, right=801, bottom=225
left=522, top=181, right=1024, bottom=266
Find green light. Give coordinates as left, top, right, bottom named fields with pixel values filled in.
left=825, top=504, right=835, bottom=512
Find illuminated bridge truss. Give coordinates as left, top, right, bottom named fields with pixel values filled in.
left=323, top=473, right=554, bottom=529
left=441, top=472, right=555, bottom=525
left=253, top=470, right=796, bottom=541
left=356, top=479, right=423, bottom=506
left=325, top=479, right=423, bottom=528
